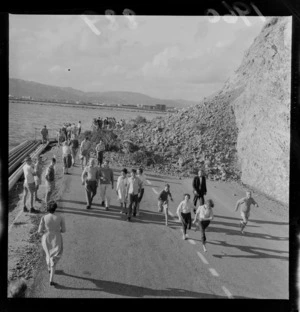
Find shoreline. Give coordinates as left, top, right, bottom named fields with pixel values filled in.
left=9, top=100, right=170, bottom=114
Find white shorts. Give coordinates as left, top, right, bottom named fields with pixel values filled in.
left=241, top=211, right=250, bottom=222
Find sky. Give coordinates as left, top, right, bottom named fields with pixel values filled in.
left=9, top=15, right=266, bottom=102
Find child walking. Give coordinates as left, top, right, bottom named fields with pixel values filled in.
left=235, top=191, right=259, bottom=234
left=157, top=184, right=174, bottom=226
left=116, top=168, right=129, bottom=214
left=176, top=194, right=195, bottom=240
left=193, top=199, right=214, bottom=252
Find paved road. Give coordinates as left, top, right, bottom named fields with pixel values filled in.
left=29, top=165, right=288, bottom=298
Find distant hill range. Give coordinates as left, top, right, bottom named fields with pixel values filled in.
left=9, top=78, right=198, bottom=109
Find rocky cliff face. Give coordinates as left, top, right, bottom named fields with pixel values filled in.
left=118, top=17, right=291, bottom=205
left=225, top=16, right=291, bottom=204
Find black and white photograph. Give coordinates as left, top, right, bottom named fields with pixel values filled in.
left=6, top=4, right=294, bottom=303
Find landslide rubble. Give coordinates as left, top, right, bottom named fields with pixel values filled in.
left=115, top=17, right=291, bottom=204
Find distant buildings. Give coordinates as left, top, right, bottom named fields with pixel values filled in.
left=9, top=96, right=177, bottom=113
left=155, top=104, right=166, bottom=111
left=121, top=104, right=137, bottom=108
left=135, top=104, right=167, bottom=111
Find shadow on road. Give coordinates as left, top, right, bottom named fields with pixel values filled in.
left=206, top=226, right=288, bottom=241
left=214, top=214, right=288, bottom=226
left=209, top=240, right=288, bottom=261
left=53, top=270, right=241, bottom=298
left=57, top=203, right=181, bottom=228
left=67, top=173, right=82, bottom=177
left=212, top=220, right=259, bottom=229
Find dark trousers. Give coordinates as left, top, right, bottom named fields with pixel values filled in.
left=85, top=180, right=97, bottom=206
left=199, top=220, right=210, bottom=243
left=138, top=188, right=144, bottom=203
left=128, top=193, right=139, bottom=217
left=193, top=194, right=205, bottom=207
left=181, top=212, right=192, bottom=234
left=97, top=151, right=103, bottom=166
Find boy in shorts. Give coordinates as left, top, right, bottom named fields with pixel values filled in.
left=235, top=191, right=259, bottom=234
left=158, top=184, right=174, bottom=226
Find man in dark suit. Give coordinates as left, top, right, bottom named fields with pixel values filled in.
left=192, top=169, right=207, bottom=211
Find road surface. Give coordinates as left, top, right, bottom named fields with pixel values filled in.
left=29, top=164, right=288, bottom=298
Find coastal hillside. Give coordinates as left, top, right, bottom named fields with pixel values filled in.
left=9, top=79, right=197, bottom=109
left=117, top=17, right=291, bottom=205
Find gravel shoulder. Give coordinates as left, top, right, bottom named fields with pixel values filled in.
left=7, top=143, right=66, bottom=293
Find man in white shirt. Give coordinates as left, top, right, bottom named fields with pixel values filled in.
left=23, top=156, right=39, bottom=213
left=127, top=169, right=142, bottom=221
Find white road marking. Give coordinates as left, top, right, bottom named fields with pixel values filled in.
left=197, top=251, right=209, bottom=264
left=146, top=180, right=152, bottom=185
left=168, top=211, right=174, bottom=217
left=8, top=209, right=24, bottom=233
left=152, top=188, right=159, bottom=194
left=189, top=239, right=196, bottom=245
left=209, top=268, right=219, bottom=277
left=222, top=286, right=234, bottom=298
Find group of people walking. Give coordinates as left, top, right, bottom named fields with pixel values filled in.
left=20, top=125, right=260, bottom=287
left=81, top=159, right=146, bottom=222
left=57, top=121, right=82, bottom=144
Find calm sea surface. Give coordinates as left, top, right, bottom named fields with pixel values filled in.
left=9, top=102, right=164, bottom=150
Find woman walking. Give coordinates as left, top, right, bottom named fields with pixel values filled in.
left=116, top=168, right=129, bottom=214
left=176, top=194, right=195, bottom=240
left=38, top=200, right=66, bottom=286
left=193, top=199, right=214, bottom=252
